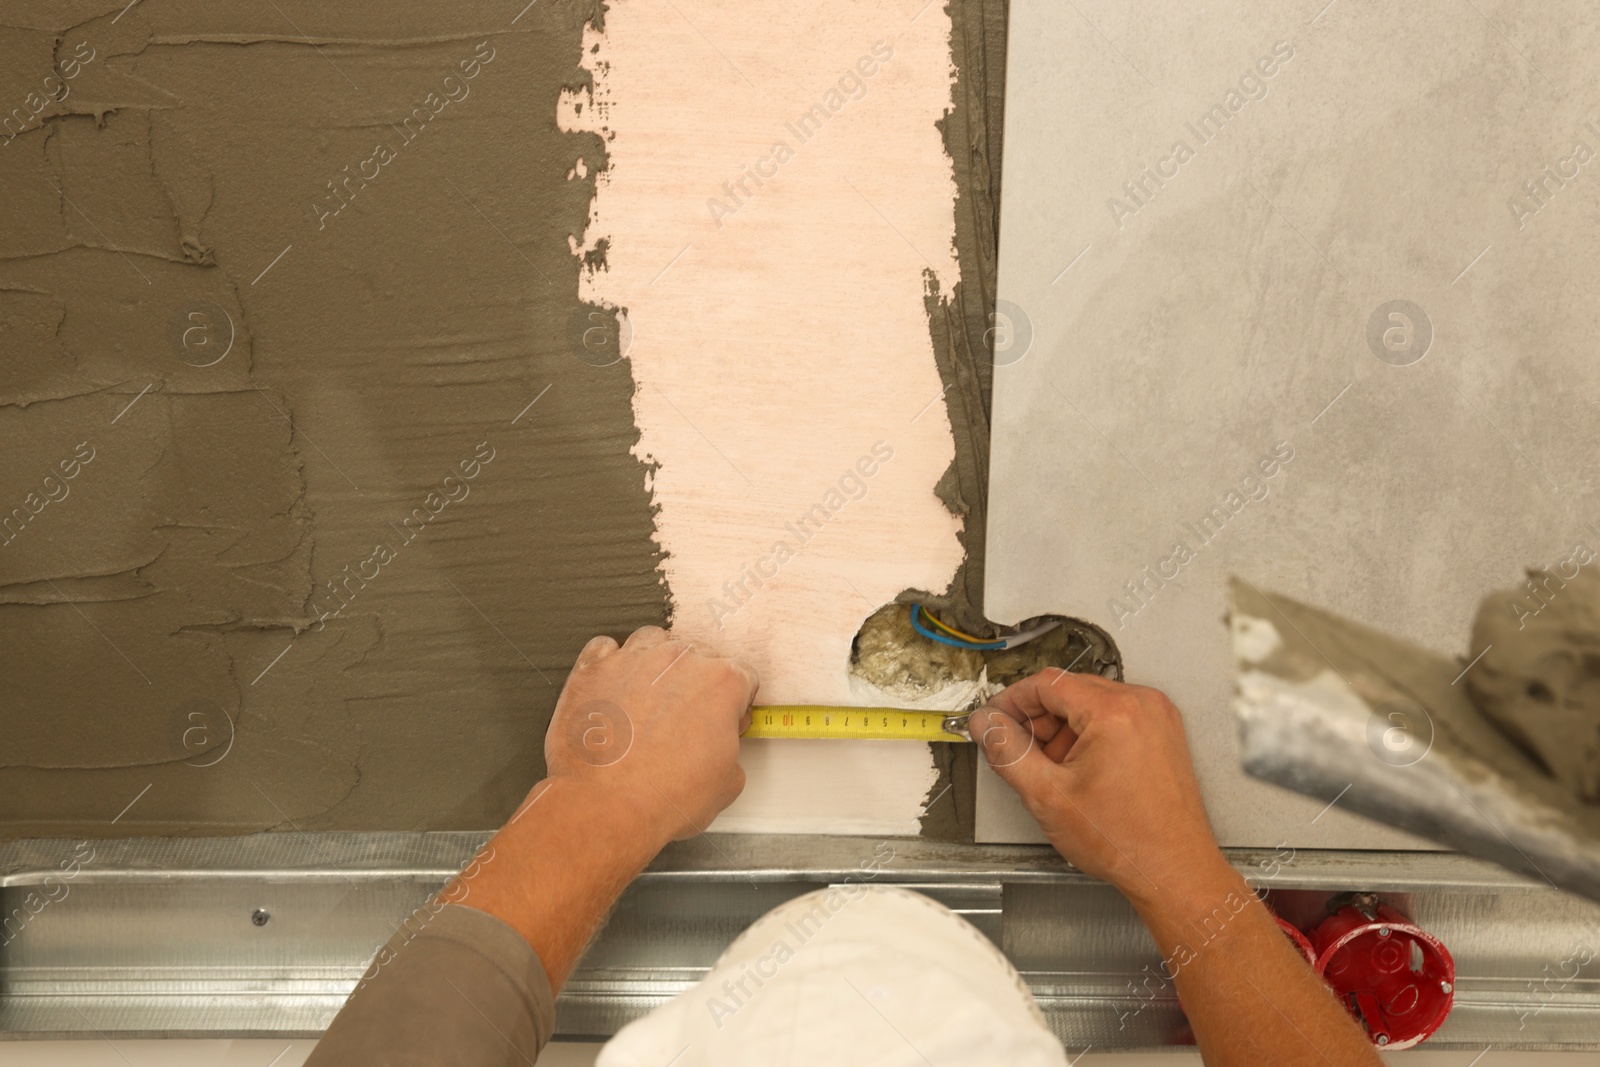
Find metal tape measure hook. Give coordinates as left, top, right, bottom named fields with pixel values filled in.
left=941, top=713, right=973, bottom=741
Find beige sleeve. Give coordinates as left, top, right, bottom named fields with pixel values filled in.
left=306, top=903, right=556, bottom=1066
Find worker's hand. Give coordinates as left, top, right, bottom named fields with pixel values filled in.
left=544, top=626, right=758, bottom=849
left=967, top=670, right=1225, bottom=906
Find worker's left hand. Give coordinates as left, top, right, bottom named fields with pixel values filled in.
left=545, top=626, right=759, bottom=847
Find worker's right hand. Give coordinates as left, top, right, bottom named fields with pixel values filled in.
left=544, top=626, right=759, bottom=850
left=967, top=670, right=1226, bottom=905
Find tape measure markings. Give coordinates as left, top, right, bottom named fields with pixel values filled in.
left=743, top=705, right=967, bottom=742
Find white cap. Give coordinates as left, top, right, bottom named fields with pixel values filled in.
left=598, top=885, right=1068, bottom=1067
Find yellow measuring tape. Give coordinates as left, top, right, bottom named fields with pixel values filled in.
left=743, top=705, right=969, bottom=742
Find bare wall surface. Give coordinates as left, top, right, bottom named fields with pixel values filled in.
left=567, top=0, right=1004, bottom=837
left=0, top=0, right=668, bottom=835
left=983, top=1, right=1600, bottom=846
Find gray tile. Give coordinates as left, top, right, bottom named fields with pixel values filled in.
left=984, top=0, right=1600, bottom=846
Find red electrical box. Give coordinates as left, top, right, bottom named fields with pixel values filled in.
left=1275, top=912, right=1317, bottom=967
left=1308, top=895, right=1455, bottom=1050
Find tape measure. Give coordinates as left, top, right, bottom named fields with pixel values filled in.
left=743, top=705, right=970, bottom=742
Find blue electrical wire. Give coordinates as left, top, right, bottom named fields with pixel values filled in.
left=910, top=604, right=1005, bottom=650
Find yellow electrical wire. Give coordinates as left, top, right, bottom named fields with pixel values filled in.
left=917, top=605, right=993, bottom=645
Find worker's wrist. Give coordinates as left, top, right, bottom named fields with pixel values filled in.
left=1121, top=847, right=1244, bottom=927
left=533, top=774, right=677, bottom=864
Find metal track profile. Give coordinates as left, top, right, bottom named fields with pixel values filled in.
left=1, top=833, right=1597, bottom=1049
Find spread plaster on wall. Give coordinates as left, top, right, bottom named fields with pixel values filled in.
left=0, top=0, right=667, bottom=835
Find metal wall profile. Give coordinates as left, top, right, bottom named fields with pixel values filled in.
left=1, top=833, right=1597, bottom=1050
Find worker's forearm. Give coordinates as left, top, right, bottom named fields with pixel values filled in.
left=439, top=777, right=668, bottom=991
left=1127, top=859, right=1382, bottom=1067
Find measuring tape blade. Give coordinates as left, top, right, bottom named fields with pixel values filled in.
left=744, top=705, right=968, bottom=742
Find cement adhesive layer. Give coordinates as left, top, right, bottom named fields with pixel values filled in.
left=0, top=0, right=666, bottom=834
